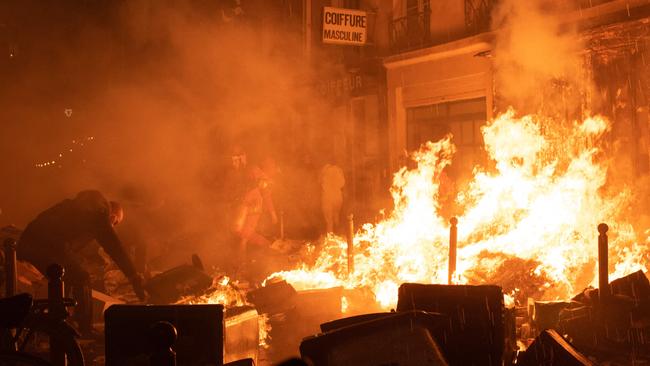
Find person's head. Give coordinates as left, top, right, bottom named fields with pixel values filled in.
left=231, top=144, right=247, bottom=170
left=109, top=201, right=124, bottom=226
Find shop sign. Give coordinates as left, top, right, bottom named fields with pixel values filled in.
left=322, top=7, right=367, bottom=46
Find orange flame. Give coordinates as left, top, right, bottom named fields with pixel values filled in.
left=177, top=275, right=272, bottom=348
left=269, top=109, right=649, bottom=309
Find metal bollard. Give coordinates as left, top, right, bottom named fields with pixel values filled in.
left=598, top=223, right=610, bottom=304
left=149, top=321, right=177, bottom=366
left=346, top=214, right=354, bottom=276
left=4, top=238, right=17, bottom=297
left=46, top=263, right=67, bottom=366
left=280, top=210, right=285, bottom=240
left=448, top=217, right=458, bottom=285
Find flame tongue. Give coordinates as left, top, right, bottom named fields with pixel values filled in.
left=269, top=109, right=649, bottom=309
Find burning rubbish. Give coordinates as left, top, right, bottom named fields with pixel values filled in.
left=150, top=105, right=649, bottom=364
left=266, top=109, right=649, bottom=310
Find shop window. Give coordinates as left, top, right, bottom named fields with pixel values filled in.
left=406, top=97, right=485, bottom=151
left=406, top=97, right=487, bottom=184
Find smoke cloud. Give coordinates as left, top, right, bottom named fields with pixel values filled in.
left=491, top=0, right=588, bottom=117
left=0, top=0, right=333, bottom=269
left=490, top=0, right=650, bottom=251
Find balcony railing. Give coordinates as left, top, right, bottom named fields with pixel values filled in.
left=465, top=0, right=493, bottom=35
left=389, top=9, right=432, bottom=54
left=388, top=0, right=620, bottom=54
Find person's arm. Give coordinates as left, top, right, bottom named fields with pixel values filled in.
left=94, top=213, right=144, bottom=299
left=262, top=188, right=278, bottom=224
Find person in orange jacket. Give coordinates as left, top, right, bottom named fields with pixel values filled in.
left=233, top=167, right=277, bottom=267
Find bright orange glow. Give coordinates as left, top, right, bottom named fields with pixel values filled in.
left=267, top=109, right=649, bottom=309
left=177, top=275, right=272, bottom=348
left=177, top=275, right=247, bottom=306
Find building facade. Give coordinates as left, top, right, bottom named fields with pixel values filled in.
left=297, top=0, right=650, bottom=223
left=304, top=0, right=394, bottom=222
left=381, top=0, right=650, bottom=191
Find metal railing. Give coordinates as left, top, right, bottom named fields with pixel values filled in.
left=389, top=9, right=432, bottom=53
left=465, top=0, right=493, bottom=35
left=387, top=0, right=498, bottom=54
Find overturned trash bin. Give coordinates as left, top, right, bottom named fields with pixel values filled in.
left=300, top=310, right=450, bottom=366
left=518, top=329, right=594, bottom=366
left=396, top=283, right=505, bottom=366
left=145, top=255, right=213, bottom=304
left=225, top=306, right=260, bottom=365
left=105, top=304, right=224, bottom=366
left=246, top=278, right=297, bottom=315
left=556, top=270, right=650, bottom=361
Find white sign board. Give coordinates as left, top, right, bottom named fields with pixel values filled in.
left=322, top=7, right=367, bottom=46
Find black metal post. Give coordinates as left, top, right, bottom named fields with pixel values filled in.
left=598, top=223, right=610, bottom=303
left=346, top=214, right=354, bottom=276
left=4, top=238, right=17, bottom=297
left=448, top=217, right=458, bottom=285
left=280, top=210, right=285, bottom=240
left=46, top=264, right=66, bottom=366
left=149, top=321, right=177, bottom=366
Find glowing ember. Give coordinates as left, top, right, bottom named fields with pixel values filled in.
left=268, top=109, right=649, bottom=309
left=177, top=275, right=271, bottom=348
left=177, top=275, right=247, bottom=306
left=257, top=313, right=272, bottom=349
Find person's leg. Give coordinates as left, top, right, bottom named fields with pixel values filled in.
left=332, top=195, right=343, bottom=233
left=63, top=262, right=93, bottom=336
left=237, top=213, right=261, bottom=274
left=17, top=239, right=94, bottom=334
left=322, top=196, right=334, bottom=233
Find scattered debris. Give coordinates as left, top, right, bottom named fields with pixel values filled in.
left=144, top=254, right=213, bottom=304
left=518, top=329, right=594, bottom=366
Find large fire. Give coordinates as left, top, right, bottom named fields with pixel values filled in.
left=268, top=109, right=649, bottom=309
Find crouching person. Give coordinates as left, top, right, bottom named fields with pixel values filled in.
left=17, top=190, right=145, bottom=337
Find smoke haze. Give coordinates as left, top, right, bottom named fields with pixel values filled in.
left=491, top=0, right=588, bottom=117
left=0, top=0, right=331, bottom=269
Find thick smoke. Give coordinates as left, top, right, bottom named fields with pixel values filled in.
left=490, top=0, right=650, bottom=257
left=491, top=0, right=588, bottom=117
left=0, top=1, right=332, bottom=269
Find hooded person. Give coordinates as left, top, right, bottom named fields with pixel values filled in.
left=17, top=190, right=145, bottom=336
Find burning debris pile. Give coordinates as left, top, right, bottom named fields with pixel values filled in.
left=243, top=107, right=650, bottom=363
left=267, top=109, right=649, bottom=310
left=214, top=106, right=650, bottom=364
